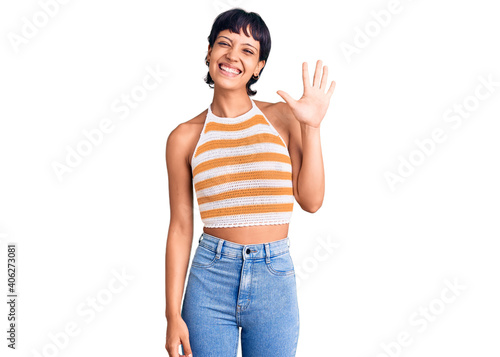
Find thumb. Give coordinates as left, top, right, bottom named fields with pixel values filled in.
left=276, top=90, right=296, bottom=107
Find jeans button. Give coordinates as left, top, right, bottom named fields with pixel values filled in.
left=246, top=248, right=251, bottom=254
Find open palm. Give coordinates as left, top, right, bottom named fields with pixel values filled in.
left=277, top=60, right=336, bottom=128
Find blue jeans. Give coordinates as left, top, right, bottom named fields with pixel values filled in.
left=180, top=232, right=300, bottom=356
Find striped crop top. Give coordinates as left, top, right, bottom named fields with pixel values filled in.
left=191, top=98, right=294, bottom=228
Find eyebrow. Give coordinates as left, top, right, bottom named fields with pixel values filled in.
left=217, top=35, right=258, bottom=51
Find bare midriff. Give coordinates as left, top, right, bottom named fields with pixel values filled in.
left=203, top=223, right=289, bottom=245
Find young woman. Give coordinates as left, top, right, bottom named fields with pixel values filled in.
left=165, top=8, right=335, bottom=357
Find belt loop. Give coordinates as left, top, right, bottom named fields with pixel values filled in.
left=287, top=237, right=290, bottom=247
left=216, top=239, right=224, bottom=259
left=264, top=243, right=271, bottom=263
left=199, top=233, right=203, bottom=243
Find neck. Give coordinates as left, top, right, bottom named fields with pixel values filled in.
left=211, top=87, right=253, bottom=118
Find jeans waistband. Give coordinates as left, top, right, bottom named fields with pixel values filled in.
left=198, top=232, right=291, bottom=260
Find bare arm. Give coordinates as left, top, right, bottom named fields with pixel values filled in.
left=284, top=103, right=325, bottom=213
left=276, top=60, right=335, bottom=213
left=165, top=123, right=195, bottom=320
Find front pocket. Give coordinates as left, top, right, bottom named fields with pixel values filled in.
left=266, top=251, right=295, bottom=276
left=191, top=244, right=217, bottom=269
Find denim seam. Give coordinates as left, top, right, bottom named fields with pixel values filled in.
left=198, top=242, right=214, bottom=252
left=292, top=316, right=299, bottom=356
left=266, top=266, right=295, bottom=276
left=198, top=240, right=290, bottom=255
left=200, top=242, right=289, bottom=259
left=270, top=249, right=290, bottom=257
left=232, top=329, right=239, bottom=357
left=199, top=242, right=240, bottom=258
left=191, top=259, right=216, bottom=269
left=191, top=246, right=217, bottom=269
left=247, top=261, right=254, bottom=310
left=265, top=252, right=295, bottom=276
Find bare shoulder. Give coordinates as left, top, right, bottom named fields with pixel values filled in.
left=253, top=100, right=297, bottom=147
left=254, top=100, right=294, bottom=125
left=166, top=109, right=208, bottom=167
left=253, top=99, right=282, bottom=117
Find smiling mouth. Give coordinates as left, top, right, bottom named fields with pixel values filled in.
left=219, top=63, right=242, bottom=76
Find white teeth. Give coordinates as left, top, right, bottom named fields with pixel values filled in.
left=221, top=65, right=240, bottom=75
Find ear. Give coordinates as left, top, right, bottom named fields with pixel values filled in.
left=257, top=59, right=266, bottom=72
left=206, top=44, right=212, bottom=61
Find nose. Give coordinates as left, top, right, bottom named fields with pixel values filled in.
left=225, top=47, right=238, bottom=62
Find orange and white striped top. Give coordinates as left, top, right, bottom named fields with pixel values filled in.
left=191, top=98, right=294, bottom=228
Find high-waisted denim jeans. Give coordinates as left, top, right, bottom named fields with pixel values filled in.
left=180, top=232, right=300, bottom=356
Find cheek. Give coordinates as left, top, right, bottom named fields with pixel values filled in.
left=243, top=59, right=258, bottom=71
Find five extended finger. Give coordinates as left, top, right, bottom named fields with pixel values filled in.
left=302, top=62, right=310, bottom=90
left=277, top=90, right=296, bottom=107
left=312, top=60, right=322, bottom=87
left=301, top=60, right=336, bottom=99
left=320, top=65, right=328, bottom=90
left=327, top=80, right=336, bottom=98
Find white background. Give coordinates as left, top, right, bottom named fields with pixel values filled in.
left=1, top=0, right=499, bottom=356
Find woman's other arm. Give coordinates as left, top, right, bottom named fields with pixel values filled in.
left=164, top=123, right=196, bottom=357
left=165, top=123, right=194, bottom=320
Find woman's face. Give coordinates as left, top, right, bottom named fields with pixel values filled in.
left=207, top=27, right=265, bottom=90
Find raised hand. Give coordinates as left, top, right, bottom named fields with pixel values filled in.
left=277, top=60, right=336, bottom=128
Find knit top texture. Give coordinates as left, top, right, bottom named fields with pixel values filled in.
left=191, top=98, right=294, bottom=228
